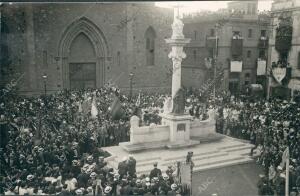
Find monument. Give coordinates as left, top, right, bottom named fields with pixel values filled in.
left=103, top=5, right=256, bottom=175
left=158, top=7, right=199, bottom=147
left=118, top=5, right=216, bottom=150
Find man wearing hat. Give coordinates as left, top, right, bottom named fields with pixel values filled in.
left=77, top=168, right=89, bottom=189
left=127, top=155, right=136, bottom=177
left=103, top=185, right=113, bottom=196
left=75, top=188, right=83, bottom=195
left=118, top=157, right=128, bottom=179
left=149, top=162, right=162, bottom=180
left=160, top=173, right=171, bottom=195
left=167, top=183, right=178, bottom=195
left=166, top=165, right=175, bottom=184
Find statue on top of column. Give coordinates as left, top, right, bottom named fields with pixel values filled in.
left=171, top=6, right=184, bottom=39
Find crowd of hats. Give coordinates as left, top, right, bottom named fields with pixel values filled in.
left=0, top=87, right=180, bottom=195
left=1, top=84, right=300, bottom=195
left=214, top=97, right=300, bottom=195
left=0, top=150, right=186, bottom=195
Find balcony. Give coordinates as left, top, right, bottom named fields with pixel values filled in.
left=232, top=35, right=244, bottom=40
left=258, top=37, right=269, bottom=48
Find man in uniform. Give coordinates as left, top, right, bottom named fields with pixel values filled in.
left=149, top=162, right=162, bottom=180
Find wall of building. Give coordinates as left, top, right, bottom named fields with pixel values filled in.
left=2, top=3, right=173, bottom=95
left=182, top=13, right=270, bottom=93
left=267, top=0, right=300, bottom=97
left=125, top=3, right=173, bottom=93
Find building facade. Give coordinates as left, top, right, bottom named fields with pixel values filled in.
left=182, top=1, right=271, bottom=95
left=0, top=3, right=173, bottom=95
left=267, top=0, right=300, bottom=100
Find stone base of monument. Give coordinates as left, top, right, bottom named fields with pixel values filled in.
left=119, top=139, right=200, bottom=152
left=104, top=114, right=260, bottom=175
left=103, top=136, right=260, bottom=175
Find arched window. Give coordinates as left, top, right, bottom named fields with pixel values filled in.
left=145, top=26, right=156, bottom=66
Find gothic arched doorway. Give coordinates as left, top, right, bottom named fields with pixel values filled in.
left=58, top=17, right=109, bottom=89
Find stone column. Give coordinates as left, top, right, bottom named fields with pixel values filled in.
left=165, top=12, right=190, bottom=100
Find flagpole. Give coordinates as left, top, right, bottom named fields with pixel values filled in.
left=285, top=148, right=289, bottom=196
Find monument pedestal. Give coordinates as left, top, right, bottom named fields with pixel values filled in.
left=160, top=113, right=200, bottom=148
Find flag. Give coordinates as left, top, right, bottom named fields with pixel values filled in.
left=82, top=96, right=91, bottom=115
left=91, top=96, right=98, bottom=118
left=110, top=95, right=125, bottom=120
left=78, top=101, right=83, bottom=113
left=135, top=92, right=141, bottom=106
left=279, top=147, right=289, bottom=169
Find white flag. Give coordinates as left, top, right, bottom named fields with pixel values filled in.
left=279, top=147, right=289, bottom=169
left=91, top=97, right=98, bottom=118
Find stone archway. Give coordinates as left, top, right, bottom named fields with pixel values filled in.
left=58, top=17, right=110, bottom=89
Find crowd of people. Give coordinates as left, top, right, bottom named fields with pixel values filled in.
left=1, top=84, right=300, bottom=195
left=0, top=86, right=187, bottom=195
left=213, top=95, right=300, bottom=195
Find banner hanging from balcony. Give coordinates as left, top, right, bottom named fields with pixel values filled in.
left=257, top=60, right=266, bottom=75
left=230, top=61, right=242, bottom=72
left=272, top=67, right=286, bottom=84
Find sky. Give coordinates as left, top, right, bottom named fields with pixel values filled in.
left=155, top=1, right=273, bottom=13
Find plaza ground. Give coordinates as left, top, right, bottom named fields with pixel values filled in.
left=192, top=162, right=263, bottom=196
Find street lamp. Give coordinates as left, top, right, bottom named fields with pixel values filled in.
left=213, top=23, right=220, bottom=106
left=129, top=72, right=134, bottom=100
left=42, top=73, right=47, bottom=95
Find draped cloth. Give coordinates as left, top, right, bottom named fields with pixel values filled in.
left=230, top=61, right=242, bottom=72
left=257, top=60, right=266, bottom=76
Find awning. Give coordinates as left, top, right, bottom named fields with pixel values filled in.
left=288, top=79, right=300, bottom=90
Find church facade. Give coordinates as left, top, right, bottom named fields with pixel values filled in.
left=1, top=3, right=173, bottom=95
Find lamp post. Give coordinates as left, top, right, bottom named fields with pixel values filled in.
left=213, top=23, right=220, bottom=106
left=129, top=72, right=134, bottom=101
left=42, top=73, right=47, bottom=95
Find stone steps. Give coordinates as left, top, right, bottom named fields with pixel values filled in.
left=166, top=140, right=200, bottom=149
left=162, top=151, right=229, bottom=167
left=223, top=146, right=253, bottom=153
left=119, top=141, right=168, bottom=152
left=137, top=159, right=162, bottom=167
left=216, top=143, right=246, bottom=150
left=194, top=157, right=254, bottom=172
left=105, top=137, right=257, bottom=176
left=136, top=156, right=161, bottom=163
left=162, top=150, right=219, bottom=162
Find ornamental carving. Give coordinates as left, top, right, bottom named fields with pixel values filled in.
left=171, top=17, right=185, bottom=39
